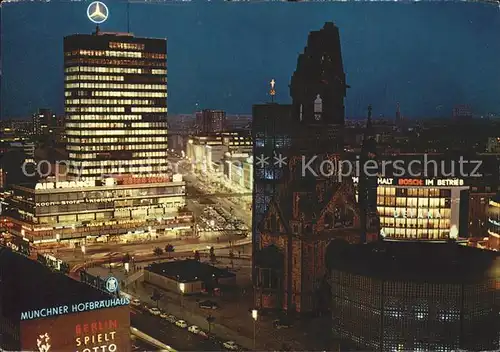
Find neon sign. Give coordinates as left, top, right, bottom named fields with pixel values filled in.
left=20, top=297, right=130, bottom=321
left=87, top=1, right=109, bottom=24
left=35, top=180, right=96, bottom=190
left=75, top=319, right=118, bottom=352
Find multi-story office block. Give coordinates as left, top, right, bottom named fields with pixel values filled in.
left=64, top=29, right=168, bottom=180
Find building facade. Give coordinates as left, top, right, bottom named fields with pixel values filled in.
left=196, top=109, right=226, bottom=133
left=0, top=247, right=131, bottom=352
left=327, top=241, right=500, bottom=352
left=353, top=177, right=469, bottom=241
left=64, top=30, right=168, bottom=180
left=32, top=108, right=55, bottom=137
left=186, top=131, right=252, bottom=171
left=2, top=176, right=192, bottom=245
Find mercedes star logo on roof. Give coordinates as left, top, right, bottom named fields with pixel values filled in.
left=87, top=1, right=109, bottom=24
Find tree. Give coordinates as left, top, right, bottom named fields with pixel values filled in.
left=151, top=289, right=164, bottom=308
left=209, top=246, right=216, bottom=264
left=206, top=315, right=215, bottom=334
left=153, top=247, right=163, bottom=256
left=165, top=244, right=175, bottom=257
left=194, top=250, right=201, bottom=261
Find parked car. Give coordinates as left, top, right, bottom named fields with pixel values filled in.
left=131, top=299, right=141, bottom=307
left=199, top=300, right=219, bottom=309
left=223, top=341, right=239, bottom=350
left=149, top=307, right=161, bottom=316
left=188, top=325, right=201, bottom=334
left=273, top=318, right=292, bottom=329
left=175, top=320, right=188, bottom=328
left=166, top=315, right=177, bottom=323
left=160, top=312, right=168, bottom=319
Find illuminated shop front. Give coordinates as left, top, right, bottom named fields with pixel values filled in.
left=2, top=176, right=191, bottom=243
left=353, top=177, right=469, bottom=240
left=0, top=247, right=131, bottom=352
left=487, top=196, right=500, bottom=250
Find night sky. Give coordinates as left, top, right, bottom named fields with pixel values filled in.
left=1, top=1, right=500, bottom=119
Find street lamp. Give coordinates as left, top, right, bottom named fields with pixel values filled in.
left=179, top=282, right=185, bottom=307
left=251, top=309, right=258, bottom=350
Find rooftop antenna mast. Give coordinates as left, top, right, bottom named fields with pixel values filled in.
left=269, top=78, right=276, bottom=103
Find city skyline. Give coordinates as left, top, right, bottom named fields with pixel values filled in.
left=2, top=2, right=500, bottom=119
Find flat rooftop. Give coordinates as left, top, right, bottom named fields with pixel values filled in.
left=146, top=259, right=235, bottom=283
left=326, top=240, right=500, bottom=283
left=0, top=247, right=111, bottom=321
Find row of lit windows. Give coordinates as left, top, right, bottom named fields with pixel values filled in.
left=378, top=197, right=448, bottom=208
left=76, top=166, right=170, bottom=175
left=92, top=91, right=167, bottom=98
left=383, top=228, right=451, bottom=240
left=65, top=58, right=166, bottom=67
left=67, top=137, right=167, bottom=143
left=66, top=99, right=157, bottom=105
left=77, top=157, right=169, bottom=167
left=131, top=107, right=167, bottom=113
left=377, top=187, right=449, bottom=198
left=67, top=115, right=143, bottom=121
left=66, top=107, right=124, bottom=113
left=75, top=50, right=143, bottom=58
left=109, top=42, right=146, bottom=51
left=133, top=151, right=169, bottom=158
left=381, top=218, right=451, bottom=228
left=66, top=66, right=144, bottom=74
left=66, top=122, right=168, bottom=129
left=31, top=187, right=184, bottom=202
left=67, top=67, right=167, bottom=76
left=66, top=129, right=168, bottom=136
left=65, top=83, right=167, bottom=90
left=378, top=207, right=451, bottom=218
left=67, top=144, right=169, bottom=155
left=65, top=75, right=124, bottom=82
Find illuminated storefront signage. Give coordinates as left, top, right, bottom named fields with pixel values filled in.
left=75, top=319, right=118, bottom=352
left=36, top=199, right=113, bottom=207
left=35, top=180, right=96, bottom=190
left=352, top=177, right=465, bottom=187
left=20, top=297, right=130, bottom=321
left=393, top=209, right=442, bottom=219
left=398, top=178, right=424, bottom=186
left=118, top=176, right=170, bottom=185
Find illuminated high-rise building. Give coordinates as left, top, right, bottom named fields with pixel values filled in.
left=64, top=29, right=168, bottom=181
